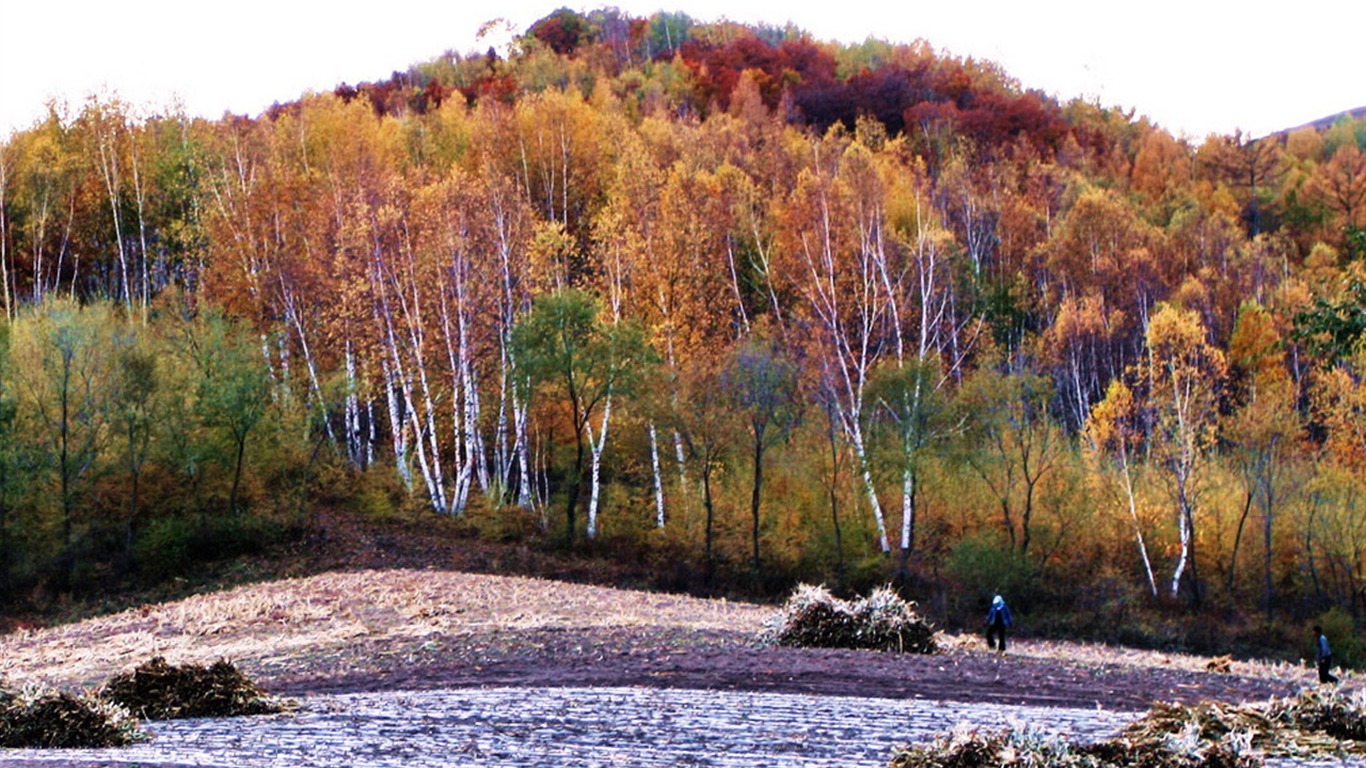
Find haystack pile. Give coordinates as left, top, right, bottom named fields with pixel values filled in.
left=765, top=584, right=937, bottom=654
left=0, top=686, right=145, bottom=748
left=101, top=656, right=291, bottom=720
left=890, top=688, right=1366, bottom=768
left=0, top=656, right=289, bottom=748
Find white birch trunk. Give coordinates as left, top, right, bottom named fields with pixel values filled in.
left=1171, top=499, right=1191, bottom=598
left=437, top=287, right=472, bottom=514
left=585, top=395, right=613, bottom=539
left=95, top=119, right=132, bottom=308
left=649, top=421, right=665, bottom=528
left=345, top=339, right=365, bottom=468
left=129, top=132, right=151, bottom=318
left=0, top=157, right=10, bottom=320
left=1119, top=445, right=1159, bottom=597
left=514, top=395, right=533, bottom=508
left=380, top=354, right=412, bottom=489
left=900, top=465, right=915, bottom=552
left=282, top=280, right=337, bottom=445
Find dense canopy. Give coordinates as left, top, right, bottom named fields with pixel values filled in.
left=1, top=8, right=1364, bottom=651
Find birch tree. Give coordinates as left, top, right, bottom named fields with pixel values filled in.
left=1143, top=303, right=1226, bottom=604
left=1086, top=378, right=1159, bottom=598
left=512, top=289, right=653, bottom=543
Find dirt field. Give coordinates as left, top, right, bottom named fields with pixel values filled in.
left=0, top=568, right=1323, bottom=713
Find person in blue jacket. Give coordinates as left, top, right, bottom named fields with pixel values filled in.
left=985, top=594, right=1013, bottom=653
left=1315, top=625, right=1339, bottom=684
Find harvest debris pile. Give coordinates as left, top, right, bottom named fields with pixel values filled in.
left=892, top=688, right=1366, bottom=767
left=0, top=657, right=286, bottom=749
left=102, top=656, right=292, bottom=720
left=765, top=584, right=938, bottom=654
left=0, top=687, right=145, bottom=748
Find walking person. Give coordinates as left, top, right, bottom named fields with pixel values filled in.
left=1315, top=625, right=1339, bottom=684
left=985, top=594, right=1013, bottom=653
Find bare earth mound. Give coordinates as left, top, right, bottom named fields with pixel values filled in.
left=0, top=570, right=1323, bottom=714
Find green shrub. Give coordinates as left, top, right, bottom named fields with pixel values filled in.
left=134, top=514, right=289, bottom=584
left=351, top=468, right=407, bottom=523
left=943, top=534, right=1035, bottom=610
left=133, top=516, right=195, bottom=583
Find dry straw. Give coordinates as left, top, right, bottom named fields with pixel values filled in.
left=101, top=656, right=293, bottom=720
left=892, top=688, right=1366, bottom=768
left=764, top=584, right=938, bottom=654
left=0, top=685, right=145, bottom=748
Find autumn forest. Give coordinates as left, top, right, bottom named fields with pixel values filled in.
left=1, top=8, right=1364, bottom=652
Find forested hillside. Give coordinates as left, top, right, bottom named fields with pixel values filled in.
left=1, top=8, right=1364, bottom=649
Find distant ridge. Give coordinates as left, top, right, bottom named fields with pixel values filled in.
left=1268, top=105, right=1366, bottom=137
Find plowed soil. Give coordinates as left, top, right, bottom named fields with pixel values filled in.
left=0, top=510, right=1331, bottom=716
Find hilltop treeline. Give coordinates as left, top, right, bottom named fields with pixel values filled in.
left=1, top=9, right=1365, bottom=651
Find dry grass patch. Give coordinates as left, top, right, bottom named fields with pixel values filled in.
left=976, top=637, right=1316, bottom=685
left=0, top=570, right=769, bottom=688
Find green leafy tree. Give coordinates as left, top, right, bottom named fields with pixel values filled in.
left=14, top=300, right=113, bottom=553
left=722, top=335, right=800, bottom=575
left=182, top=312, right=272, bottom=516
left=1294, top=273, right=1366, bottom=366
left=511, top=289, right=654, bottom=545
left=670, top=356, right=735, bottom=584
left=865, top=354, right=952, bottom=577
left=960, top=366, right=1066, bottom=556
left=110, top=333, right=159, bottom=553
left=0, top=323, right=20, bottom=598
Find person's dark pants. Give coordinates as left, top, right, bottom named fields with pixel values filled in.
left=986, top=619, right=1008, bottom=652
left=1319, top=656, right=1339, bottom=683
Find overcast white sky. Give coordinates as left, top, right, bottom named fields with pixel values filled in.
left=1, top=0, right=1363, bottom=141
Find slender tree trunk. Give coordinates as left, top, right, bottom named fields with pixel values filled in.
left=0, top=158, right=11, bottom=321
left=130, top=134, right=151, bottom=320
left=649, top=421, right=665, bottom=528
left=283, top=282, right=337, bottom=446
left=380, top=355, right=411, bottom=488
left=673, top=429, right=688, bottom=495
left=702, top=462, right=716, bottom=586
left=344, top=339, right=366, bottom=468
left=1118, top=445, right=1158, bottom=598
left=849, top=424, right=891, bottom=552
left=229, top=432, right=247, bottom=516
left=1228, top=487, right=1255, bottom=593
left=750, top=435, right=764, bottom=574
left=586, top=395, right=612, bottom=539
left=96, top=121, right=132, bottom=308
left=565, top=419, right=585, bottom=546
left=825, top=404, right=846, bottom=588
